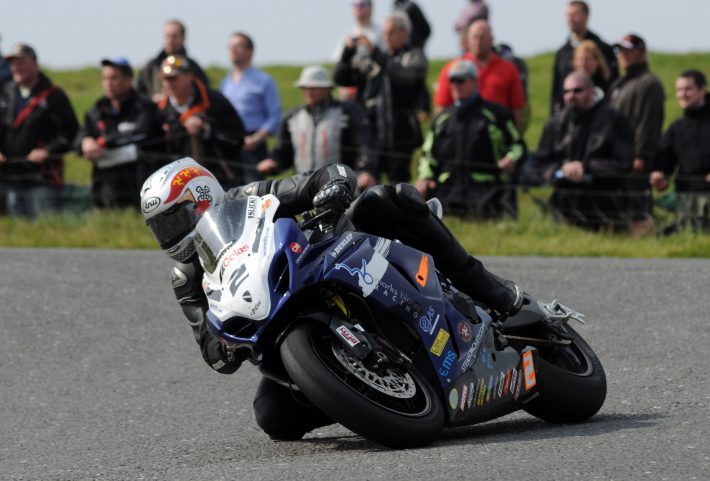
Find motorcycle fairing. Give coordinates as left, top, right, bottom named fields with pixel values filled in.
left=202, top=195, right=280, bottom=324
left=202, top=212, right=540, bottom=425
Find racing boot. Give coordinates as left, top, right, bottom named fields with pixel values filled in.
left=348, top=183, right=523, bottom=316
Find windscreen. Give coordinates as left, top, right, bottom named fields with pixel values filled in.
left=194, top=198, right=249, bottom=274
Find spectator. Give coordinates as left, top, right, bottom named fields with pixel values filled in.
left=434, top=20, right=525, bottom=130
left=454, top=0, right=489, bottom=35
left=392, top=0, right=432, bottom=122
left=257, top=66, right=377, bottom=189
left=220, top=32, right=281, bottom=183
left=650, top=70, right=710, bottom=232
left=333, top=0, right=385, bottom=104
left=551, top=1, right=618, bottom=114
left=417, top=60, right=525, bottom=219
left=334, top=11, right=428, bottom=184
left=0, top=43, right=78, bottom=219
left=136, top=19, right=210, bottom=103
left=392, top=0, right=431, bottom=50
left=573, top=40, right=612, bottom=96
left=608, top=33, right=665, bottom=236
left=333, top=0, right=384, bottom=61
left=536, top=72, right=634, bottom=231
left=494, top=42, right=530, bottom=132
left=76, top=57, right=161, bottom=209
left=156, top=55, right=246, bottom=189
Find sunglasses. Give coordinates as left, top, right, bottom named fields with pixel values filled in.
left=450, top=77, right=469, bottom=84
left=563, top=86, right=586, bottom=95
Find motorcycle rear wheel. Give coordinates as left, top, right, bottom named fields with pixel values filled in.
left=520, top=325, right=606, bottom=423
left=280, top=319, right=445, bottom=448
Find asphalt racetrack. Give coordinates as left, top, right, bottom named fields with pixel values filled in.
left=1, top=248, right=708, bottom=481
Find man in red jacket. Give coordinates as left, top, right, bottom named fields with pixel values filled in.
left=434, top=20, right=525, bottom=130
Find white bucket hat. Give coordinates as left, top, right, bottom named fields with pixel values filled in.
left=295, top=65, right=334, bottom=88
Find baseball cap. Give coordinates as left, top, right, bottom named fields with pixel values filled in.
left=448, top=59, right=478, bottom=81
left=614, top=34, right=646, bottom=51
left=160, top=55, right=191, bottom=77
left=295, top=65, right=334, bottom=88
left=3, top=43, right=37, bottom=62
left=101, top=56, right=133, bottom=76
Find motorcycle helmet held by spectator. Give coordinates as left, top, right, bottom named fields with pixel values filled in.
left=141, top=157, right=225, bottom=262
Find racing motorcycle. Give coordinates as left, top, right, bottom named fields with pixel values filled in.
left=195, top=194, right=606, bottom=448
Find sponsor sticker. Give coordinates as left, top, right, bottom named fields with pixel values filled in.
left=290, top=242, right=303, bottom=254
left=503, top=369, right=512, bottom=396
left=142, top=196, right=160, bottom=213
left=330, top=233, right=353, bottom=258
left=429, top=329, right=450, bottom=356
left=457, top=320, right=473, bottom=343
left=336, top=325, right=361, bottom=348
left=246, top=197, right=257, bottom=219
left=416, top=255, right=428, bottom=287
left=523, top=351, right=537, bottom=390
left=222, top=244, right=250, bottom=269
left=449, top=388, right=459, bottom=410
left=438, top=350, right=456, bottom=377
left=459, top=384, right=468, bottom=412
left=497, top=371, right=506, bottom=399
left=467, top=382, right=475, bottom=409
left=419, top=306, right=437, bottom=334
left=461, top=320, right=489, bottom=372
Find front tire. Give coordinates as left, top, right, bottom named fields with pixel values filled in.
left=280, top=319, right=445, bottom=448
left=520, top=325, right=606, bottom=423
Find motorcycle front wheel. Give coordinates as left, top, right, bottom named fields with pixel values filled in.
left=280, top=319, right=445, bottom=448
left=518, top=325, right=606, bottom=423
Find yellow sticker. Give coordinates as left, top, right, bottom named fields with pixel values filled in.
left=429, top=329, right=450, bottom=356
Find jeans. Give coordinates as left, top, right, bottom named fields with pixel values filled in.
left=2, top=182, right=60, bottom=219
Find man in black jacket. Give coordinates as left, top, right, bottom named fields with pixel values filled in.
left=335, top=11, right=428, bottom=184
left=77, top=57, right=162, bottom=209
left=156, top=55, right=246, bottom=189
left=0, top=43, right=78, bottom=218
left=416, top=60, right=525, bottom=219
left=651, top=70, right=710, bottom=232
left=537, top=71, right=634, bottom=231
left=136, top=19, right=210, bottom=103
left=550, top=1, right=618, bottom=114
left=608, top=33, right=665, bottom=236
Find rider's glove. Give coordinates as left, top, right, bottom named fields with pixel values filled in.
left=312, top=178, right=353, bottom=212
left=201, top=331, right=249, bottom=374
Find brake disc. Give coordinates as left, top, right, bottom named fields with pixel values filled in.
left=332, top=344, right=417, bottom=399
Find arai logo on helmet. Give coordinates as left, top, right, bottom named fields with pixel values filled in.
left=142, top=197, right=160, bottom=213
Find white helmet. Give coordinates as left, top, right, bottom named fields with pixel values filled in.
left=140, top=158, right=225, bottom=262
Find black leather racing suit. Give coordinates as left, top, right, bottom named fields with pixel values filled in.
left=170, top=163, right=518, bottom=438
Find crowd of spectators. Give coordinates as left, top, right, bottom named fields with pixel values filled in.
left=0, top=0, right=708, bottom=234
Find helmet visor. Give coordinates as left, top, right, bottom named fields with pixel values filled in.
left=146, top=199, right=205, bottom=250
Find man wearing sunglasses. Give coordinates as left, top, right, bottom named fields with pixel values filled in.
left=417, top=60, right=525, bottom=219
left=535, top=71, right=634, bottom=231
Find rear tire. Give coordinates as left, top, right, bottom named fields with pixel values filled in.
left=280, top=319, right=445, bottom=448
left=521, top=326, right=606, bottom=423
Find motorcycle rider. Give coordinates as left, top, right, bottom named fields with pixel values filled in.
left=140, top=157, right=523, bottom=440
